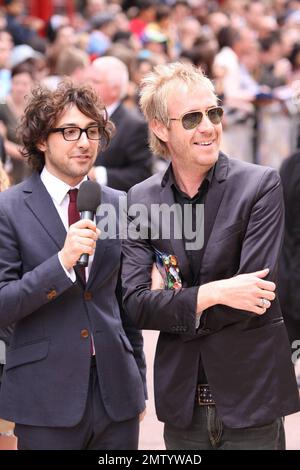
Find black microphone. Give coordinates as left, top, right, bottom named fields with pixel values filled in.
left=76, top=180, right=102, bottom=267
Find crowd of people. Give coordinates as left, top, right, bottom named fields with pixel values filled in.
left=0, top=0, right=300, bottom=183
left=0, top=0, right=299, bottom=451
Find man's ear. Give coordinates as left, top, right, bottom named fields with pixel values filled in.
left=37, top=141, right=46, bottom=152
left=150, top=118, right=168, bottom=143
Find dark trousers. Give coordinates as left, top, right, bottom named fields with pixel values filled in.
left=15, top=360, right=139, bottom=450
left=164, top=405, right=285, bottom=450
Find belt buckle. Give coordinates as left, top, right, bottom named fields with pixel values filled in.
left=197, top=384, right=215, bottom=406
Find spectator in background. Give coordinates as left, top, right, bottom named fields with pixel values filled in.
left=46, top=25, right=77, bottom=76
left=180, top=30, right=218, bottom=79
left=177, top=16, right=201, bottom=53
left=258, top=33, right=290, bottom=89
left=206, top=11, right=230, bottom=36
left=129, top=0, right=157, bottom=41
left=84, top=0, right=107, bottom=22
left=170, top=1, right=191, bottom=26
left=0, top=62, right=35, bottom=184
left=45, top=14, right=71, bottom=45
left=88, top=56, right=153, bottom=192
left=141, top=28, right=168, bottom=59
left=143, top=4, right=177, bottom=59
left=0, top=30, right=13, bottom=101
left=42, top=47, right=90, bottom=90
left=87, top=12, right=117, bottom=58
left=214, top=26, right=260, bottom=163
left=10, top=43, right=43, bottom=69
left=0, top=161, right=16, bottom=451
left=3, top=0, right=45, bottom=51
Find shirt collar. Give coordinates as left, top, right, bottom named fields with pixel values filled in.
left=170, top=163, right=215, bottom=198
left=106, top=101, right=120, bottom=118
left=40, top=167, right=88, bottom=205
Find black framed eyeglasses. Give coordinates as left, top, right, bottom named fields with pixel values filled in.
left=49, top=126, right=103, bottom=141
left=169, top=106, right=224, bottom=130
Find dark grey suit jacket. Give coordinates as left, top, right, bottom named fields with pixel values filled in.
left=0, top=172, right=146, bottom=427
left=95, top=104, right=153, bottom=192
left=278, top=152, right=300, bottom=326
left=122, top=153, right=300, bottom=429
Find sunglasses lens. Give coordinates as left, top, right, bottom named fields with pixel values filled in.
left=181, top=108, right=223, bottom=129
left=207, top=107, right=223, bottom=124
left=182, top=111, right=202, bottom=130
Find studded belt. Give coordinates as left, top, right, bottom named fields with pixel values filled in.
left=196, top=384, right=215, bottom=406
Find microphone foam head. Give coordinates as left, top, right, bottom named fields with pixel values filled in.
left=77, top=181, right=101, bottom=212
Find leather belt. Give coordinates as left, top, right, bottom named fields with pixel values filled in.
left=196, top=384, right=215, bottom=406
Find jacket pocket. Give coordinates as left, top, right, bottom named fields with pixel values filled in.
left=5, top=340, right=49, bottom=370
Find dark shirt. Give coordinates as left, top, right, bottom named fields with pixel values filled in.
left=170, top=164, right=215, bottom=384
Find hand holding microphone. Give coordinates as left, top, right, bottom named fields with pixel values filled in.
left=76, top=181, right=102, bottom=267
left=59, top=181, right=102, bottom=270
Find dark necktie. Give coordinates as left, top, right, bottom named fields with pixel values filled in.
left=68, top=190, right=95, bottom=354
left=68, top=188, right=80, bottom=225
left=68, top=189, right=86, bottom=283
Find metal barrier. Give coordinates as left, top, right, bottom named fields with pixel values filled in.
left=220, top=98, right=299, bottom=169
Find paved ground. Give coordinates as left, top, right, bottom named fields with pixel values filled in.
left=139, top=330, right=300, bottom=450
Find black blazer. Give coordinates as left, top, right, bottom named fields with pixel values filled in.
left=95, top=104, right=153, bottom=192
left=278, top=152, right=300, bottom=325
left=122, top=153, right=300, bottom=429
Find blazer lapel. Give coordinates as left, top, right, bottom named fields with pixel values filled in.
left=23, top=173, right=66, bottom=250
left=181, top=154, right=229, bottom=342
left=194, top=152, right=228, bottom=283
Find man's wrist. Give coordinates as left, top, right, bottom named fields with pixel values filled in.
left=197, top=282, right=219, bottom=311
left=58, top=252, right=76, bottom=282
left=58, top=250, right=72, bottom=271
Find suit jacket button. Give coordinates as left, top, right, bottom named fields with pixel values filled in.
left=80, top=329, right=89, bottom=339
left=84, top=292, right=92, bottom=301
left=47, top=289, right=57, bottom=300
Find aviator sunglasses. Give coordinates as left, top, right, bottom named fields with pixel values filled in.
left=169, top=106, right=224, bottom=130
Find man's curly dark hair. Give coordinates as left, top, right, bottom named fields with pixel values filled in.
left=19, top=79, right=114, bottom=172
